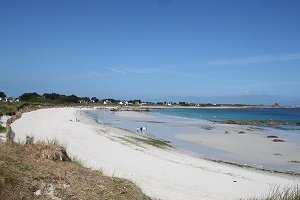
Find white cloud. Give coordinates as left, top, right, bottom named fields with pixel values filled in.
left=124, top=68, right=157, bottom=74
left=105, top=67, right=127, bottom=74
left=86, top=70, right=106, bottom=77
left=105, top=67, right=167, bottom=75
left=204, top=53, right=300, bottom=66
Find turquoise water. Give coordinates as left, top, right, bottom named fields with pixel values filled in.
left=155, top=108, right=300, bottom=126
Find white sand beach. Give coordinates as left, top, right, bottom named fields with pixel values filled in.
left=11, top=108, right=300, bottom=200
left=174, top=122, right=300, bottom=168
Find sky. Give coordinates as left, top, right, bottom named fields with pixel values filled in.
left=1, top=0, right=300, bottom=105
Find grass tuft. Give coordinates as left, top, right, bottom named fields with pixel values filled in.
left=244, top=185, right=300, bottom=200
left=36, top=138, right=67, bottom=150
left=70, top=155, right=85, bottom=167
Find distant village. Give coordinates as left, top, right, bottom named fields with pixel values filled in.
left=0, top=91, right=299, bottom=108
left=0, top=91, right=219, bottom=107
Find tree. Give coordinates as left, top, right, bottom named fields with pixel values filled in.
left=0, top=91, right=6, bottom=99
left=128, top=100, right=141, bottom=104
left=42, top=93, right=60, bottom=100
left=179, top=102, right=189, bottom=106
left=274, top=102, right=280, bottom=107
left=91, top=97, right=99, bottom=103
left=19, top=92, right=41, bottom=101
left=66, top=95, right=80, bottom=103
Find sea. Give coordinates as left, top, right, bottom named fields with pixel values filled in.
left=85, top=107, right=300, bottom=174
left=155, top=108, right=300, bottom=130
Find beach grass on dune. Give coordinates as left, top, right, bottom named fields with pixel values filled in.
left=244, top=186, right=300, bottom=200
left=0, top=102, right=20, bottom=116
left=36, top=137, right=67, bottom=149
left=0, top=102, right=47, bottom=116
left=0, top=140, right=150, bottom=200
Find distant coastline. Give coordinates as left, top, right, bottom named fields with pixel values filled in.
left=142, top=105, right=300, bottom=109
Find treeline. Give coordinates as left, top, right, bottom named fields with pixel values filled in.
left=1, top=91, right=147, bottom=105
left=16, top=92, right=146, bottom=105
left=18, top=92, right=97, bottom=104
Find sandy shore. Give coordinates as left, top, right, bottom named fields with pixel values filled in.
left=174, top=122, right=300, bottom=171
left=11, top=108, right=300, bottom=200
left=91, top=109, right=300, bottom=173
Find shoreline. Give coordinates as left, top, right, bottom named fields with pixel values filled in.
left=88, top=108, right=300, bottom=174
left=11, top=107, right=300, bottom=200
left=141, top=105, right=300, bottom=109
left=99, top=105, right=300, bottom=127
left=84, top=109, right=300, bottom=176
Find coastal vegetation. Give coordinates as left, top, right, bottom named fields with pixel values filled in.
left=245, top=185, right=300, bottom=200
left=0, top=101, right=54, bottom=117
left=0, top=141, right=149, bottom=200
left=0, top=102, right=21, bottom=116
left=19, top=92, right=87, bottom=104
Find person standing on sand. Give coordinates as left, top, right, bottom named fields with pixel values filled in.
left=136, top=126, right=147, bottom=134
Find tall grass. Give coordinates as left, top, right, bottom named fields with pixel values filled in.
left=36, top=138, right=67, bottom=149
left=246, top=186, right=300, bottom=200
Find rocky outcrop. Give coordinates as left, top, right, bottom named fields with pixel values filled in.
left=223, top=120, right=297, bottom=127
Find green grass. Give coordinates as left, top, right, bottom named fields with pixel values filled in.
left=0, top=124, right=5, bottom=132
left=245, top=186, right=300, bottom=200
left=0, top=102, right=20, bottom=116
left=0, top=101, right=62, bottom=117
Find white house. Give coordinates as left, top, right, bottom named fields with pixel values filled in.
left=103, top=100, right=111, bottom=105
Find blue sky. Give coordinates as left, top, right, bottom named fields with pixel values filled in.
left=1, top=0, right=300, bottom=105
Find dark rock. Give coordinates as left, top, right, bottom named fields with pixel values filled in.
left=273, top=139, right=285, bottom=142
left=267, top=135, right=279, bottom=138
